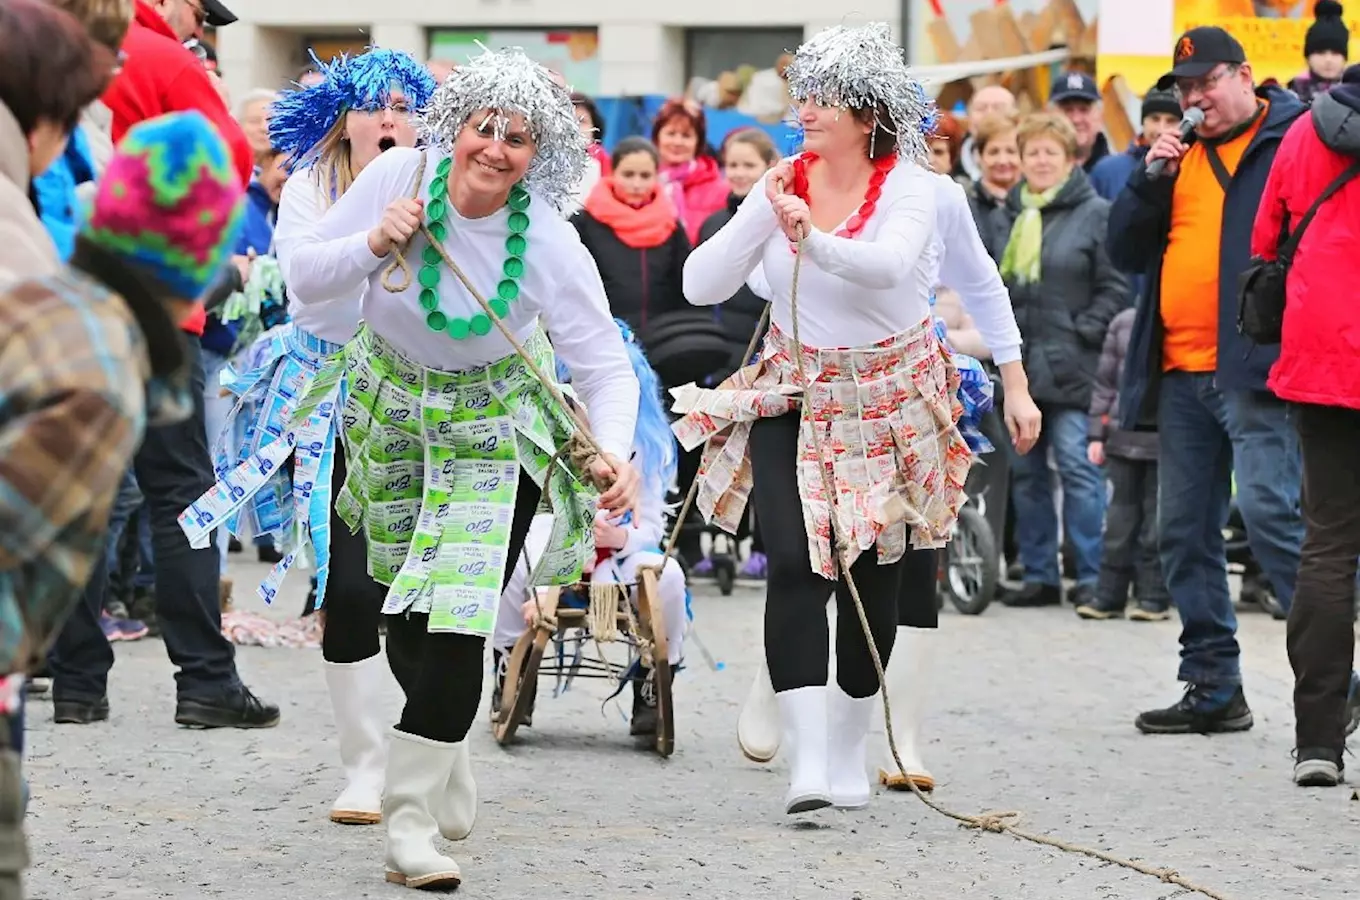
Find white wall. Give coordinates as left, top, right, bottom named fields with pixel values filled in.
left=215, top=1, right=901, bottom=102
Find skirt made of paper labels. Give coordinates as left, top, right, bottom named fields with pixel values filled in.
left=670, top=317, right=973, bottom=580
left=336, top=325, right=598, bottom=638
left=178, top=324, right=346, bottom=605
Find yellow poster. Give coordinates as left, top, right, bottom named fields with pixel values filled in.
left=1175, top=1, right=1360, bottom=84
left=1100, top=0, right=1360, bottom=94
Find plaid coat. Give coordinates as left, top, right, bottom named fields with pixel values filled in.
left=0, top=266, right=185, bottom=676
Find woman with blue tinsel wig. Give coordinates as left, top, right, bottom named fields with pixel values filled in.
left=176, top=48, right=436, bottom=831
left=492, top=318, right=689, bottom=736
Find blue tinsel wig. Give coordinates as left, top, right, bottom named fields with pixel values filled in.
left=268, top=47, right=436, bottom=172
left=556, top=319, right=677, bottom=489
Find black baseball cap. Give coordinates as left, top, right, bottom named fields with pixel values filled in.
left=203, top=0, right=237, bottom=27
left=1156, top=26, right=1246, bottom=90
left=1050, top=71, right=1100, bottom=104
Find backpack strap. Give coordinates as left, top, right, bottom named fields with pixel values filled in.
left=1201, top=143, right=1233, bottom=193
left=1278, top=159, right=1360, bottom=265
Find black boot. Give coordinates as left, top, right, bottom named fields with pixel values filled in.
left=629, top=668, right=659, bottom=737
left=1000, top=582, right=1061, bottom=608
left=1135, top=684, right=1253, bottom=735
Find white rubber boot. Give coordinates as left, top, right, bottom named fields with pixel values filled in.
left=382, top=730, right=462, bottom=890
left=876, top=626, right=935, bottom=792
left=738, top=659, right=781, bottom=763
left=435, top=740, right=476, bottom=840
left=828, top=688, right=876, bottom=809
left=776, top=686, right=831, bottom=814
left=323, top=656, right=389, bottom=825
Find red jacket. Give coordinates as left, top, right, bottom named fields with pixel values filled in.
left=1252, top=91, right=1360, bottom=412
left=101, top=1, right=253, bottom=336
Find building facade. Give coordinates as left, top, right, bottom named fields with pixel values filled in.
left=214, top=0, right=903, bottom=101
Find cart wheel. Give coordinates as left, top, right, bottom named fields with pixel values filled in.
left=492, top=588, right=559, bottom=745
left=946, top=506, right=998, bottom=616
left=713, top=556, right=736, bottom=596
left=637, top=568, right=675, bottom=758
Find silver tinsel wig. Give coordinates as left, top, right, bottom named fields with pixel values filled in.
left=268, top=47, right=436, bottom=172
left=784, top=22, right=934, bottom=164
left=419, top=46, right=587, bottom=214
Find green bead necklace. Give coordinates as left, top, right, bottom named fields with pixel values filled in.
left=417, top=155, right=531, bottom=341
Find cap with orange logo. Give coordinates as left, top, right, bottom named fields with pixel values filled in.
left=1156, top=26, right=1246, bottom=90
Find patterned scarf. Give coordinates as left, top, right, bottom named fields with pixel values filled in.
left=998, top=172, right=1070, bottom=286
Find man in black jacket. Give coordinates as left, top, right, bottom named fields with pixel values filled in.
left=1107, top=27, right=1305, bottom=736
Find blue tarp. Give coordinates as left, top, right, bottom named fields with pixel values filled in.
left=592, top=95, right=802, bottom=157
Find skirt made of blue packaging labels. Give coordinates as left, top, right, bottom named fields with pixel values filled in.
left=929, top=293, right=994, bottom=454
left=178, top=324, right=347, bottom=606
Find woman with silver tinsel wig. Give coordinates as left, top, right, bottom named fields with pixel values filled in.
left=177, top=48, right=435, bottom=829
left=674, top=22, right=1011, bottom=815
left=732, top=93, right=1041, bottom=796
left=286, top=47, right=641, bottom=889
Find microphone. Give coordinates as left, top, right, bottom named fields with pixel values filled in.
left=1146, top=107, right=1205, bottom=178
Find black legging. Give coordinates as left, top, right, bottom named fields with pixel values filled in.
left=385, top=472, right=542, bottom=744
left=750, top=414, right=903, bottom=699
left=898, top=548, right=940, bottom=629
left=320, top=443, right=390, bottom=664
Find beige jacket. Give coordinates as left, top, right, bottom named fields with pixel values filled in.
left=0, top=103, right=59, bottom=285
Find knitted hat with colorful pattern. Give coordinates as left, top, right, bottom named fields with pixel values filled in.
left=82, top=111, right=245, bottom=300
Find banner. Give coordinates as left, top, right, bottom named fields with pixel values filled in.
left=1098, top=0, right=1360, bottom=95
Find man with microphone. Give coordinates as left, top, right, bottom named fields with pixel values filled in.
left=1106, top=26, right=1306, bottom=736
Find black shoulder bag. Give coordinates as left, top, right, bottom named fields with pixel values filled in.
left=1237, top=160, right=1360, bottom=344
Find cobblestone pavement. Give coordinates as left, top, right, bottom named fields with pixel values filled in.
left=21, top=562, right=1360, bottom=900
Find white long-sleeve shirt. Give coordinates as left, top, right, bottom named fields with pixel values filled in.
left=684, top=158, right=938, bottom=348
left=275, top=168, right=368, bottom=345
left=280, top=146, right=639, bottom=461
left=924, top=172, right=1022, bottom=365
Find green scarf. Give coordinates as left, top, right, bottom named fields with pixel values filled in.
left=998, top=173, right=1070, bottom=286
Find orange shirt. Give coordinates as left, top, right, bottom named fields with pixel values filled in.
left=1159, top=108, right=1267, bottom=373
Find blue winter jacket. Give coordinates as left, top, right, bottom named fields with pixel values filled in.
left=1106, top=86, right=1304, bottom=431
left=1088, top=142, right=1146, bottom=202
left=32, top=129, right=96, bottom=261
left=202, top=179, right=278, bottom=356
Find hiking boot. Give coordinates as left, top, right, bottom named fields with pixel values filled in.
left=1075, top=593, right=1126, bottom=620
left=1128, top=601, right=1172, bottom=622
left=257, top=544, right=284, bottom=565
left=630, top=669, right=659, bottom=737
left=1000, top=582, right=1061, bottom=608
left=175, top=685, right=280, bottom=729
left=1135, top=684, right=1253, bottom=735
left=1293, top=747, right=1343, bottom=787
left=54, top=695, right=109, bottom=724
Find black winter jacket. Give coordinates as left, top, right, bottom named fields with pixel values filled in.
left=570, top=210, right=690, bottom=332
left=697, top=194, right=769, bottom=353
left=986, top=166, right=1132, bottom=411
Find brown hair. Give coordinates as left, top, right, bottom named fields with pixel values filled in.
left=651, top=98, right=712, bottom=159
left=1017, top=112, right=1079, bottom=159
left=44, top=0, right=131, bottom=53
left=0, top=0, right=112, bottom=135
left=850, top=103, right=900, bottom=160
left=972, top=113, right=1020, bottom=154
left=721, top=127, right=779, bottom=166
left=929, top=113, right=966, bottom=171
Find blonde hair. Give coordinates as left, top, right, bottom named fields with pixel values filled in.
left=45, top=0, right=131, bottom=53
left=1017, top=112, right=1078, bottom=159
left=309, top=115, right=355, bottom=208
left=972, top=113, right=1020, bottom=154
left=722, top=127, right=779, bottom=166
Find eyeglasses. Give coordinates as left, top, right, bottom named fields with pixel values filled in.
left=1173, top=65, right=1237, bottom=102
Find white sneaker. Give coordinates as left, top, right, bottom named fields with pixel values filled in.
left=738, top=659, right=780, bottom=763
left=875, top=626, right=936, bottom=792
left=828, top=688, right=875, bottom=809
left=382, top=730, right=462, bottom=890
left=323, top=656, right=389, bottom=824
left=776, top=686, right=831, bottom=814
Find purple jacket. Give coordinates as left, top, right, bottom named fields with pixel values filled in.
left=1088, top=308, right=1157, bottom=461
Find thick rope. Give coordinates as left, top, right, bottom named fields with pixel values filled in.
left=781, top=235, right=1232, bottom=900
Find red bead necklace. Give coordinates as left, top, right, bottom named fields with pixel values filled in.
left=788, top=151, right=897, bottom=253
